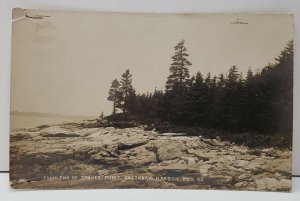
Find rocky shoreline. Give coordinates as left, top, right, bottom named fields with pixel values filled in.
left=10, top=120, right=292, bottom=191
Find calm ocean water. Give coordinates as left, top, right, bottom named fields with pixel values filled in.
left=10, top=115, right=85, bottom=129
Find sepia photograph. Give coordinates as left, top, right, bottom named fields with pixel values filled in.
left=10, top=8, right=293, bottom=191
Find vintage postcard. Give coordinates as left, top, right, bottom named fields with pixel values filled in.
left=10, top=8, right=293, bottom=191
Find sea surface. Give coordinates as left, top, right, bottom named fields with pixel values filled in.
left=10, top=115, right=86, bottom=129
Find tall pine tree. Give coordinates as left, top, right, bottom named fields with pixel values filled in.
left=107, top=79, right=122, bottom=115
left=120, top=69, right=136, bottom=114
left=166, top=40, right=192, bottom=90
left=164, top=40, right=192, bottom=123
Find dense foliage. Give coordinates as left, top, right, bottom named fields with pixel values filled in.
left=107, top=40, right=293, bottom=141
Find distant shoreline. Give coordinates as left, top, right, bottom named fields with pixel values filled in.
left=10, top=111, right=96, bottom=120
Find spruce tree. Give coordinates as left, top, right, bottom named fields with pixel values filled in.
left=275, top=41, right=293, bottom=136
left=164, top=40, right=192, bottom=123
left=224, top=66, right=241, bottom=129
left=166, top=40, right=192, bottom=90
left=213, top=73, right=227, bottom=128
left=120, top=69, right=135, bottom=114
left=107, top=79, right=122, bottom=115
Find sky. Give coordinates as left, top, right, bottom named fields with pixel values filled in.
left=11, top=9, right=293, bottom=116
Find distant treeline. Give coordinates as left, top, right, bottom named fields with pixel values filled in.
left=107, top=40, right=293, bottom=140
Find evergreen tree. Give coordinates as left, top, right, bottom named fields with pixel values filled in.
left=246, top=68, right=254, bottom=80
left=227, top=66, right=239, bottom=85
left=185, top=72, right=206, bottom=126
left=275, top=41, right=293, bottom=138
left=223, top=66, right=241, bottom=130
left=107, top=79, right=122, bottom=115
left=212, top=73, right=227, bottom=128
left=206, top=75, right=218, bottom=127
left=243, top=68, right=260, bottom=130
left=120, top=69, right=136, bottom=113
left=150, top=89, right=164, bottom=118
left=166, top=40, right=192, bottom=90
left=218, top=73, right=226, bottom=88
left=164, top=40, right=192, bottom=123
